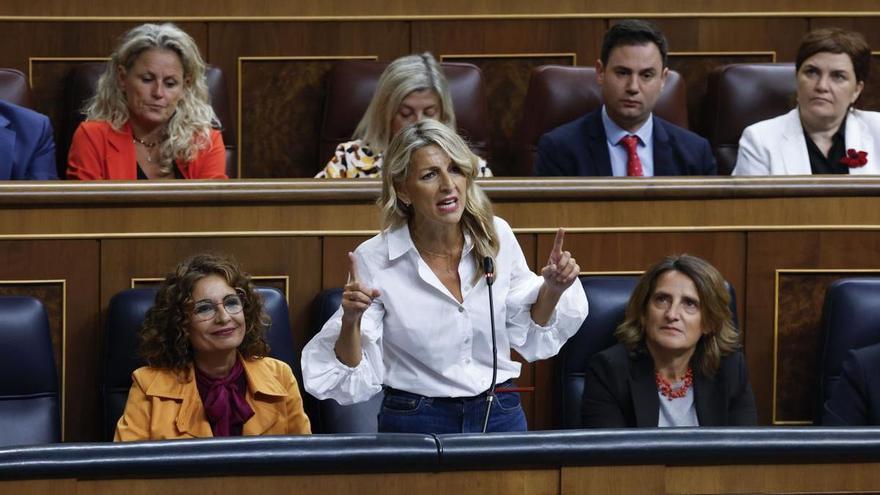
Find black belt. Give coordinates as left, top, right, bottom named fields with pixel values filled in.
left=384, top=379, right=518, bottom=403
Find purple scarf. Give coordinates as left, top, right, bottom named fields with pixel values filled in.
left=195, top=359, right=255, bottom=436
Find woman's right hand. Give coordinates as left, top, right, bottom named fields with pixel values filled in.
left=341, top=252, right=380, bottom=325
left=335, top=252, right=380, bottom=367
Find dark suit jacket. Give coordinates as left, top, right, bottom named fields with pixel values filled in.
left=823, top=342, right=880, bottom=426
left=0, top=100, right=57, bottom=180
left=534, top=109, right=717, bottom=177
left=581, top=343, right=757, bottom=427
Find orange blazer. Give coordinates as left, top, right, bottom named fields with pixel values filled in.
left=67, top=120, right=227, bottom=180
left=114, top=356, right=311, bottom=441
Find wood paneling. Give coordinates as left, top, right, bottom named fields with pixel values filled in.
left=0, top=240, right=99, bottom=442
left=3, top=0, right=880, bottom=17
left=562, top=465, right=665, bottom=495
left=668, top=53, right=775, bottom=134
left=747, top=231, right=880, bottom=425
left=8, top=462, right=880, bottom=494
left=207, top=21, right=408, bottom=178
left=666, top=463, right=880, bottom=494
left=2, top=16, right=879, bottom=177
left=773, top=271, right=879, bottom=424
left=441, top=54, right=576, bottom=176
left=77, top=469, right=559, bottom=495
left=0, top=180, right=876, bottom=438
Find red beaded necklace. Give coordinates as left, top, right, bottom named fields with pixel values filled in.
left=655, top=367, right=694, bottom=401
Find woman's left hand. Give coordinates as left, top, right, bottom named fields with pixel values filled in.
left=540, top=228, right=579, bottom=294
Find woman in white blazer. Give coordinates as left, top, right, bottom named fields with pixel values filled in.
left=734, top=28, right=880, bottom=176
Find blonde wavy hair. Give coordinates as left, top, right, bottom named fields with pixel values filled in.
left=354, top=52, right=455, bottom=153
left=614, top=254, right=741, bottom=377
left=380, top=120, right=497, bottom=277
left=84, top=23, right=219, bottom=173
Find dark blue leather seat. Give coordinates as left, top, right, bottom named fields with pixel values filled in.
left=817, top=278, right=880, bottom=423
left=558, top=275, right=738, bottom=428
left=309, top=288, right=383, bottom=433
left=0, top=297, right=59, bottom=446
left=102, top=286, right=299, bottom=440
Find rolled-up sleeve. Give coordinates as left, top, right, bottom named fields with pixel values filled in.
left=501, top=224, right=589, bottom=361
left=301, top=251, right=386, bottom=405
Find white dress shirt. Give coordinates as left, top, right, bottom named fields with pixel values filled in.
left=301, top=216, right=589, bottom=405
left=602, top=105, right=655, bottom=177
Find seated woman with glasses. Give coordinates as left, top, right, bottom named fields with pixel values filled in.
left=115, top=253, right=310, bottom=441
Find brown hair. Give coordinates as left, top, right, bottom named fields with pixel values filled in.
left=138, top=253, right=270, bottom=375
left=796, top=27, right=871, bottom=83
left=614, top=254, right=740, bottom=377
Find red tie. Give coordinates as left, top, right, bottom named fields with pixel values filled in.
left=619, top=135, right=643, bottom=177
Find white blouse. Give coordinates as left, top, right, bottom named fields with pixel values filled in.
left=301, top=216, right=589, bottom=404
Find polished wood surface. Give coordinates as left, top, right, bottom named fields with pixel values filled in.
left=3, top=1, right=880, bottom=17
left=3, top=462, right=880, bottom=494
left=1, top=177, right=879, bottom=438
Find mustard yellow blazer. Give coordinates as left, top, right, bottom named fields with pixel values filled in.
left=115, top=356, right=311, bottom=441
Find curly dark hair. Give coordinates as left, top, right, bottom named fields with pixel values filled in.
left=139, top=253, right=270, bottom=374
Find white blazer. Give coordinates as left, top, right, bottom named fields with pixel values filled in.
left=733, top=108, right=880, bottom=176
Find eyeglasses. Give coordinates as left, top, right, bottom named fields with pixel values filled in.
left=191, top=292, right=245, bottom=322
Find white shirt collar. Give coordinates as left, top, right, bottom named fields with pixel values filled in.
left=385, top=222, right=474, bottom=261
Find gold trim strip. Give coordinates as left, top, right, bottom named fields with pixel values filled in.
left=771, top=268, right=880, bottom=425
left=129, top=277, right=163, bottom=288
left=236, top=55, right=378, bottom=178
left=0, top=279, right=67, bottom=441
left=669, top=50, right=777, bottom=63
left=251, top=275, right=291, bottom=307
left=27, top=57, right=108, bottom=89
left=579, top=270, right=643, bottom=276
left=2, top=224, right=880, bottom=241
left=440, top=52, right=578, bottom=66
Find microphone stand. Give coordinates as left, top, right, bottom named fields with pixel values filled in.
left=482, top=257, right=497, bottom=433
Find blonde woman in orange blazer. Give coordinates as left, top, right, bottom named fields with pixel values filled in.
left=67, top=23, right=226, bottom=180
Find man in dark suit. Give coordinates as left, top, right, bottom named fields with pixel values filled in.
left=0, top=99, right=58, bottom=180
left=823, top=342, right=880, bottom=426
left=534, top=20, right=716, bottom=177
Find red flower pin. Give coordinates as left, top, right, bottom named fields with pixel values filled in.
left=840, top=149, right=868, bottom=168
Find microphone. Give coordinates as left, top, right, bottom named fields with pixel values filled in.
left=482, top=256, right=498, bottom=433
left=483, top=256, right=495, bottom=286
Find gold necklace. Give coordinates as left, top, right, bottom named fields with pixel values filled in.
left=132, top=135, right=159, bottom=148
left=417, top=246, right=454, bottom=258
left=133, top=136, right=160, bottom=163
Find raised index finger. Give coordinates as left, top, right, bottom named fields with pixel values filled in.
left=347, top=252, right=361, bottom=283
left=551, top=228, right=566, bottom=256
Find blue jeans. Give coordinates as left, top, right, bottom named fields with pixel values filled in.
left=378, top=382, right=528, bottom=434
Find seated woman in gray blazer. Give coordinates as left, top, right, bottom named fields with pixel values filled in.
left=733, top=28, right=880, bottom=176
left=581, top=255, right=756, bottom=428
